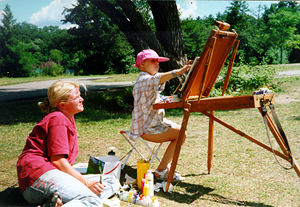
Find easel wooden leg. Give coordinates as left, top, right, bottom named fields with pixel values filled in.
left=207, top=111, right=214, bottom=174
left=292, top=157, right=300, bottom=177
left=201, top=110, right=300, bottom=179
left=259, top=108, right=300, bottom=177
left=165, top=104, right=191, bottom=192
left=259, top=108, right=289, bottom=157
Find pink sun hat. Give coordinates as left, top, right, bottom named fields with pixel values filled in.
left=133, top=49, right=169, bottom=67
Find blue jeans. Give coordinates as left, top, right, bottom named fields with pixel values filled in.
left=23, top=169, right=120, bottom=207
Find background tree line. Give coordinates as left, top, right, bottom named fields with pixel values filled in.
left=0, top=0, right=299, bottom=78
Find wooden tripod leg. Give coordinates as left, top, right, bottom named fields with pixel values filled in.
left=165, top=104, right=191, bottom=192
left=207, top=111, right=214, bottom=174
left=261, top=109, right=300, bottom=177
left=269, top=121, right=300, bottom=177
left=292, top=157, right=300, bottom=177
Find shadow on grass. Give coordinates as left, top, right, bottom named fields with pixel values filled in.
left=292, top=116, right=300, bottom=121
left=156, top=181, right=274, bottom=206
left=0, top=89, right=133, bottom=125
left=202, top=193, right=274, bottom=207
left=1, top=88, right=209, bottom=126
left=153, top=180, right=274, bottom=206
left=0, top=97, right=45, bottom=125
left=0, top=185, right=35, bottom=207
left=121, top=165, right=274, bottom=207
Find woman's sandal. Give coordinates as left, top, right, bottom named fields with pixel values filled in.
left=43, top=193, right=62, bottom=207
left=155, top=168, right=185, bottom=182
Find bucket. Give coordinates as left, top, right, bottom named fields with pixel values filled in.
left=86, top=156, right=121, bottom=180
left=136, top=160, right=150, bottom=189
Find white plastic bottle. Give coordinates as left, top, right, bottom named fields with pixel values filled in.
left=146, top=170, right=154, bottom=197
left=108, top=146, right=115, bottom=156
left=119, top=191, right=153, bottom=206
left=149, top=197, right=160, bottom=207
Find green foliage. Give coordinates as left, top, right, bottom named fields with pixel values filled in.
left=37, top=60, right=64, bottom=77
left=224, top=1, right=251, bottom=31
left=262, top=2, right=300, bottom=64
left=7, top=41, right=38, bottom=77
left=265, top=47, right=290, bottom=64
left=50, top=49, right=63, bottom=63
left=1, top=1, right=300, bottom=78
left=0, top=4, right=18, bottom=77
left=214, top=64, right=276, bottom=95
left=180, top=1, right=300, bottom=67
left=265, top=8, right=300, bottom=64
left=181, top=17, right=214, bottom=60
left=62, top=0, right=134, bottom=75
left=0, top=14, right=73, bottom=77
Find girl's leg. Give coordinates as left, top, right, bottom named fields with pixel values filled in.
left=23, top=169, right=102, bottom=207
left=142, top=126, right=186, bottom=177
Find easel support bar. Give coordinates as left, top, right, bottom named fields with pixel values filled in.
left=201, top=110, right=289, bottom=161
left=222, top=40, right=240, bottom=96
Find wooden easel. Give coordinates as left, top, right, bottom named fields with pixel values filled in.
left=153, top=21, right=300, bottom=191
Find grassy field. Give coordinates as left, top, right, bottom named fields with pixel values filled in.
left=0, top=73, right=140, bottom=86
left=0, top=65, right=300, bottom=206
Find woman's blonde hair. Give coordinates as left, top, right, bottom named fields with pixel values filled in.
left=38, top=80, right=80, bottom=113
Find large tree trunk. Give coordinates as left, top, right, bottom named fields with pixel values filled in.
left=91, top=0, right=187, bottom=73
left=149, top=1, right=187, bottom=66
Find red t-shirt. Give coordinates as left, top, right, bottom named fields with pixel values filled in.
left=17, top=111, right=79, bottom=193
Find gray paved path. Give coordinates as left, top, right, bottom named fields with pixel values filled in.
left=0, top=77, right=135, bottom=102
left=275, top=70, right=300, bottom=77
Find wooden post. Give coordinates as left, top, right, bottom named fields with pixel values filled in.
left=222, top=40, right=239, bottom=96
left=165, top=104, right=191, bottom=192
left=207, top=111, right=214, bottom=174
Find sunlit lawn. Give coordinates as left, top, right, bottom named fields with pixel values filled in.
left=1, top=75, right=300, bottom=206
left=0, top=73, right=139, bottom=86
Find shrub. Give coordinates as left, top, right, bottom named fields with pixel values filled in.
left=214, top=64, right=276, bottom=95
left=39, top=60, right=64, bottom=76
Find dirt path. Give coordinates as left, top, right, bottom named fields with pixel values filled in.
left=275, top=88, right=300, bottom=104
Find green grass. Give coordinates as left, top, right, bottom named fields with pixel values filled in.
left=1, top=65, right=300, bottom=206
left=0, top=75, right=73, bottom=86
left=270, top=63, right=300, bottom=71
left=0, top=73, right=139, bottom=86
left=92, top=73, right=139, bottom=83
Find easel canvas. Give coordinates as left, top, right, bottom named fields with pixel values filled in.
left=154, top=21, right=300, bottom=191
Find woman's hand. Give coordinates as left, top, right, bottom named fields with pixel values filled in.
left=50, top=155, right=106, bottom=196
left=86, top=180, right=106, bottom=195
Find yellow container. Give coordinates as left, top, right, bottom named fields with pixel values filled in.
left=136, top=160, right=150, bottom=189
left=143, top=180, right=149, bottom=196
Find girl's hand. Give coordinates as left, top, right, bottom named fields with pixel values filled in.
left=177, top=60, right=193, bottom=75
left=159, top=60, right=193, bottom=84
left=86, top=180, right=106, bottom=195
